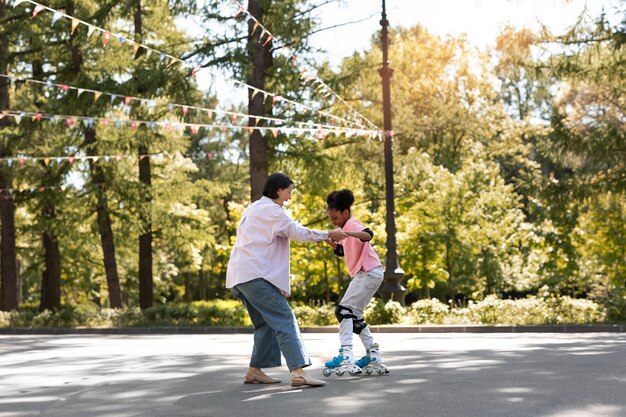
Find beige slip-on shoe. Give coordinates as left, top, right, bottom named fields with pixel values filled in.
left=243, top=372, right=281, bottom=384
left=290, top=374, right=326, bottom=388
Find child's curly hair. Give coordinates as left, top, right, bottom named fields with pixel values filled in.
left=326, top=189, right=355, bottom=212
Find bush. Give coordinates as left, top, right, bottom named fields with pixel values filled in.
left=292, top=304, right=336, bottom=327
left=550, top=296, right=606, bottom=324
left=599, top=293, right=626, bottom=323
left=0, top=295, right=613, bottom=328
left=407, top=298, right=449, bottom=324
left=364, top=299, right=405, bottom=325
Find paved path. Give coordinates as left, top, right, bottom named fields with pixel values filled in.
left=1, top=333, right=625, bottom=417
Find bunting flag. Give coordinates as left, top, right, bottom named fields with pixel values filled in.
left=31, top=4, right=46, bottom=18
left=102, top=31, right=111, bottom=47
left=71, top=18, right=79, bottom=34
left=14, top=0, right=376, bottom=131
left=0, top=110, right=381, bottom=140
left=1, top=74, right=356, bottom=131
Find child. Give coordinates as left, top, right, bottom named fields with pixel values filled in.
left=322, top=189, right=389, bottom=376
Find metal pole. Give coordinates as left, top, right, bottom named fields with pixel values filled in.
left=379, top=0, right=406, bottom=305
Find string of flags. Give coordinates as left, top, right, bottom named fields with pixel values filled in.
left=231, top=0, right=378, bottom=131
left=13, top=0, right=373, bottom=131
left=0, top=110, right=383, bottom=141
left=0, top=150, right=222, bottom=174
left=0, top=74, right=371, bottom=133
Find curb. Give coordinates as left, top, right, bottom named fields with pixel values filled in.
left=0, top=324, right=624, bottom=335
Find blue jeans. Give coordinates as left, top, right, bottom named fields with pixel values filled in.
left=231, top=278, right=311, bottom=371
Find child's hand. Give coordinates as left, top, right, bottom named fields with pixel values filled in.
left=324, top=238, right=338, bottom=249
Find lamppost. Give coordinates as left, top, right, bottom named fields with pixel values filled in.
left=379, top=0, right=406, bottom=305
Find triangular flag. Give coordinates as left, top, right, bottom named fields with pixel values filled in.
left=93, top=156, right=99, bottom=163
left=71, top=18, right=80, bottom=34
left=231, top=114, right=237, bottom=124
left=68, top=156, right=75, bottom=164
left=131, top=121, right=139, bottom=130
left=182, top=106, right=189, bottom=117
left=272, top=95, right=278, bottom=106
left=103, top=31, right=111, bottom=47
left=133, top=42, right=141, bottom=55
left=220, top=126, right=227, bottom=133
left=36, top=113, right=42, bottom=122
left=191, top=66, right=201, bottom=77
left=234, top=5, right=245, bottom=18
left=65, top=117, right=73, bottom=127
left=145, top=48, right=153, bottom=58
left=87, top=25, right=96, bottom=38
left=124, top=96, right=132, bottom=106
left=262, top=34, right=273, bottom=47
left=190, top=125, right=199, bottom=134
left=205, top=109, right=213, bottom=119
left=60, top=84, right=70, bottom=92
left=271, top=128, right=279, bottom=138
left=51, top=11, right=62, bottom=25
left=43, top=157, right=50, bottom=166
left=19, top=157, right=25, bottom=167
left=93, top=91, right=102, bottom=102
left=77, top=88, right=85, bottom=97
left=32, top=4, right=46, bottom=18
left=110, top=94, right=117, bottom=104
left=252, top=21, right=261, bottom=34
left=251, top=89, right=260, bottom=100
left=14, top=114, right=23, bottom=125
left=258, top=128, right=267, bottom=136
left=255, top=117, right=260, bottom=126
left=117, top=35, right=126, bottom=43
left=101, top=118, right=110, bottom=126
left=167, top=56, right=179, bottom=67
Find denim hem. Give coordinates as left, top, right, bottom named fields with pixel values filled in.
left=250, top=362, right=282, bottom=369
left=288, top=361, right=311, bottom=372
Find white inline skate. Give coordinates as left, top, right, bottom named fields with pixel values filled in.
left=354, top=343, right=389, bottom=375
left=323, top=346, right=362, bottom=377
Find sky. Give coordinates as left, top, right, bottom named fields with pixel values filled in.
left=192, top=0, right=621, bottom=106
left=307, top=0, right=622, bottom=66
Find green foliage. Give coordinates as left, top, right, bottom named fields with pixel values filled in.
left=364, top=299, right=405, bottom=325
left=407, top=298, right=450, bottom=325
left=291, top=303, right=335, bottom=327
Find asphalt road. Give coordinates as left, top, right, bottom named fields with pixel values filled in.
left=1, top=332, right=625, bottom=417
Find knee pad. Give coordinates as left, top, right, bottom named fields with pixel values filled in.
left=353, top=317, right=368, bottom=334
left=334, top=305, right=356, bottom=324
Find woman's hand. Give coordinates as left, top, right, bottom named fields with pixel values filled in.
left=328, top=228, right=348, bottom=242
left=324, top=238, right=338, bottom=249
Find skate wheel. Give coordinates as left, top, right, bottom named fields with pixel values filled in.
left=323, top=368, right=333, bottom=377
left=349, top=370, right=361, bottom=376
left=336, top=370, right=345, bottom=377
left=365, top=369, right=373, bottom=375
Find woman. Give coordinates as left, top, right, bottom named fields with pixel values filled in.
left=226, top=173, right=347, bottom=388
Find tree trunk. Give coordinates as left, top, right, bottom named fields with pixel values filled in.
left=63, top=0, right=123, bottom=309
left=135, top=0, right=153, bottom=309
left=40, top=222, right=61, bottom=312
left=0, top=0, right=19, bottom=312
left=198, top=266, right=205, bottom=301
left=184, top=272, right=191, bottom=303
left=247, top=0, right=272, bottom=202
left=85, top=129, right=122, bottom=308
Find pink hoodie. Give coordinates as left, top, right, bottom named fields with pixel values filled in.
left=341, top=218, right=382, bottom=277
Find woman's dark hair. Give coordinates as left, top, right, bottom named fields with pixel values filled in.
left=262, top=173, right=294, bottom=199
left=326, top=189, right=355, bottom=212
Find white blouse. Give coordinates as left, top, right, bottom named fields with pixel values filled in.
left=226, top=196, right=329, bottom=295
